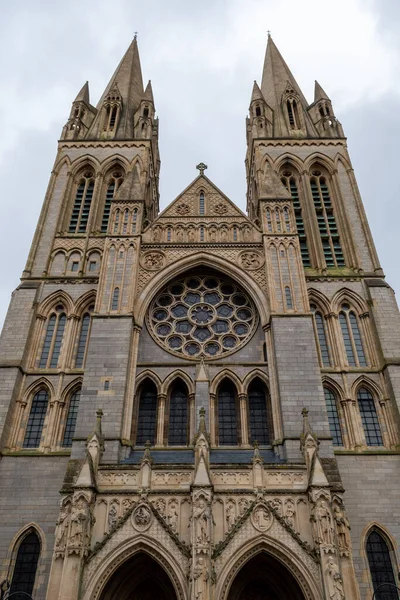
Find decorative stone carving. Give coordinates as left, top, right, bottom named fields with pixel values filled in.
left=238, top=497, right=250, bottom=516
left=98, top=471, right=138, bottom=486
left=153, top=226, right=162, bottom=242
left=192, top=555, right=209, bottom=600
left=213, top=472, right=252, bottom=486
left=55, top=499, right=71, bottom=554
left=214, top=203, right=228, bottom=215
left=311, top=499, right=335, bottom=549
left=68, top=496, right=90, bottom=554
left=333, top=503, right=350, bottom=556
left=108, top=503, right=118, bottom=531
left=168, top=499, right=179, bottom=532
left=251, top=504, right=273, bottom=532
left=239, top=250, right=264, bottom=270
left=325, top=556, right=345, bottom=600
left=131, top=504, right=152, bottom=531
left=284, top=498, right=296, bottom=530
left=141, top=251, right=166, bottom=270
left=155, top=497, right=166, bottom=518
left=176, top=202, right=190, bottom=215
left=265, top=470, right=307, bottom=487
left=193, top=496, right=211, bottom=545
left=226, top=500, right=236, bottom=531
left=153, top=471, right=192, bottom=486
left=270, top=498, right=282, bottom=516
left=122, top=498, right=135, bottom=514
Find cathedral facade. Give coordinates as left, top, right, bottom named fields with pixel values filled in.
left=0, top=35, right=400, bottom=600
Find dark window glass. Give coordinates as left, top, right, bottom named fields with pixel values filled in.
left=349, top=312, right=367, bottom=366
left=136, top=382, right=157, bottom=445
left=39, top=315, right=56, bottom=368
left=358, top=388, right=383, bottom=446
left=112, top=288, right=119, bottom=310
left=63, top=390, right=81, bottom=447
left=311, top=307, right=331, bottom=367
left=248, top=380, right=269, bottom=445
left=49, top=314, right=66, bottom=368
left=324, top=388, right=343, bottom=446
left=366, top=531, right=399, bottom=600
left=78, top=180, right=94, bottom=233
left=101, top=181, right=115, bottom=232
left=69, top=181, right=85, bottom=233
left=23, top=390, right=49, bottom=448
left=9, top=532, right=40, bottom=599
left=168, top=382, right=188, bottom=445
left=339, top=312, right=356, bottom=366
left=285, top=286, right=293, bottom=309
left=199, top=192, right=205, bottom=215
left=75, top=313, right=91, bottom=368
left=287, top=100, right=295, bottom=127
left=218, top=381, right=238, bottom=445
left=281, top=174, right=310, bottom=267
left=310, top=174, right=345, bottom=268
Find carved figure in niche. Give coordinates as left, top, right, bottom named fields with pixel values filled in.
left=69, top=498, right=87, bottom=547
left=325, top=556, right=345, bottom=600
left=284, top=498, right=296, bottom=529
left=333, top=504, right=350, bottom=552
left=55, top=502, right=71, bottom=549
left=188, top=228, right=195, bottom=243
left=270, top=498, right=282, bottom=516
left=135, top=506, right=151, bottom=526
left=168, top=499, right=179, bottom=532
left=193, top=498, right=210, bottom=544
left=153, top=227, right=162, bottom=242
left=316, top=500, right=335, bottom=546
left=176, top=227, right=184, bottom=242
left=243, top=225, right=251, bottom=241
left=252, top=505, right=272, bottom=532
left=108, top=504, right=118, bottom=531
left=143, top=252, right=164, bottom=269
left=122, top=498, right=134, bottom=514
left=241, top=251, right=262, bottom=269
left=220, top=227, right=228, bottom=242
left=193, top=556, right=209, bottom=600
left=239, top=497, right=250, bottom=516
left=209, top=227, right=217, bottom=242
left=155, top=498, right=166, bottom=518
left=226, top=501, right=236, bottom=530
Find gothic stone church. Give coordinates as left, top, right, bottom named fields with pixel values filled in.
left=0, top=34, right=400, bottom=600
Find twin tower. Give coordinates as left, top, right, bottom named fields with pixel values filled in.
left=0, top=35, right=399, bottom=600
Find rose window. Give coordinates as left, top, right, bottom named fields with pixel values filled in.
left=147, top=273, right=258, bottom=359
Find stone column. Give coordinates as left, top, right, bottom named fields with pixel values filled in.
left=239, top=393, right=249, bottom=446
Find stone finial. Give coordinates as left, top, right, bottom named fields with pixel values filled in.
left=252, top=440, right=263, bottom=464
left=196, top=162, right=208, bottom=176
left=300, top=407, right=318, bottom=450
left=141, top=440, right=153, bottom=465
left=198, top=407, right=207, bottom=435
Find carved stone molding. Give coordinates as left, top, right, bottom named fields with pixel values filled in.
left=140, top=250, right=166, bottom=270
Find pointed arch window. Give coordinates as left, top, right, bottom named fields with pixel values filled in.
left=69, top=171, right=94, bottom=233
left=366, top=530, right=399, bottom=599
left=136, top=381, right=158, bottom=445
left=248, top=379, right=270, bottom=445
left=217, top=380, right=239, bottom=445
left=285, top=286, right=293, bottom=309
left=62, top=389, right=81, bottom=447
left=123, top=209, right=129, bottom=233
left=168, top=381, right=189, bottom=446
left=339, top=303, right=367, bottom=367
left=311, top=304, right=331, bottom=367
left=23, top=390, right=49, bottom=448
left=358, top=387, right=383, bottom=446
left=286, top=98, right=301, bottom=129
left=132, top=208, right=138, bottom=233
left=199, top=192, right=205, bottom=215
left=310, top=170, right=345, bottom=267
left=275, top=208, right=281, bottom=232
left=9, top=531, right=40, bottom=598
left=111, top=288, right=120, bottom=311
left=75, top=305, right=94, bottom=368
left=324, top=387, right=343, bottom=446
left=101, top=171, right=124, bottom=232
left=39, top=305, right=66, bottom=369
left=284, top=207, right=290, bottom=232
left=266, top=208, right=272, bottom=232
left=281, top=170, right=310, bottom=266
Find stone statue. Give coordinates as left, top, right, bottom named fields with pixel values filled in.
left=325, top=556, right=345, bottom=600
left=316, top=500, right=335, bottom=546
left=55, top=502, right=71, bottom=549
left=333, top=504, right=350, bottom=552
left=156, top=498, right=166, bottom=518
left=284, top=498, right=296, bottom=529
left=193, top=556, right=209, bottom=600
left=209, top=227, right=217, bottom=242
left=176, top=227, right=184, bottom=242
left=239, top=498, right=250, bottom=516
left=193, top=498, right=210, bottom=544
left=226, top=502, right=235, bottom=530
left=108, top=503, right=118, bottom=531
left=69, top=499, right=87, bottom=547
left=168, top=500, right=179, bottom=532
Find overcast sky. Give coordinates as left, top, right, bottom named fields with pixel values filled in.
left=0, top=0, right=399, bottom=329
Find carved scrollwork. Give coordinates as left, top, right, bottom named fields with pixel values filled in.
left=141, top=251, right=166, bottom=271
left=239, top=250, right=264, bottom=270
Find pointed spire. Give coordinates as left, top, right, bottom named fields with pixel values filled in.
left=74, top=81, right=90, bottom=104
left=261, top=36, right=308, bottom=111
left=144, top=80, right=155, bottom=104
left=314, top=80, right=330, bottom=102
left=250, top=80, right=264, bottom=104
left=114, top=166, right=143, bottom=201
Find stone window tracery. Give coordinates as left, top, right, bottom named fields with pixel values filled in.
left=75, top=305, right=94, bottom=368
left=281, top=169, right=310, bottom=267
left=339, top=303, right=367, bottom=367
left=23, top=389, right=49, bottom=448
left=101, top=170, right=124, bottom=232
left=358, top=387, right=383, bottom=446
left=311, top=303, right=331, bottom=367
left=324, top=387, right=343, bottom=446
left=69, top=171, right=94, bottom=233
left=39, top=305, right=66, bottom=369
left=9, top=531, right=40, bottom=598
left=62, top=389, right=81, bottom=447
left=147, top=273, right=258, bottom=360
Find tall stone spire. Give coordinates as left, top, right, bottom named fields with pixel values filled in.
left=74, top=81, right=90, bottom=105
left=314, top=80, right=330, bottom=102
left=144, top=80, right=155, bottom=104
left=87, top=37, right=145, bottom=139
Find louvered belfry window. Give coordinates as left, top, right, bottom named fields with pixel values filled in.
left=311, top=304, right=331, bottom=367
left=339, top=303, right=367, bottom=367
left=281, top=171, right=310, bottom=267
left=69, top=171, right=95, bottom=233
left=39, top=305, right=66, bottom=369
left=101, top=171, right=124, bottom=232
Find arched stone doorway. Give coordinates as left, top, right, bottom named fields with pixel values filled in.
left=99, top=551, right=177, bottom=600
left=227, top=552, right=306, bottom=600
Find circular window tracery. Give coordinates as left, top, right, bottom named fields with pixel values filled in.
left=147, top=273, right=258, bottom=360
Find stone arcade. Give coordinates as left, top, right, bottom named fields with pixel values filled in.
left=1, top=34, right=400, bottom=600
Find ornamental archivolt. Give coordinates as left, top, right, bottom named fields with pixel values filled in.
left=147, top=272, right=258, bottom=360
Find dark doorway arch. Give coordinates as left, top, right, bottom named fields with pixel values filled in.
left=227, top=552, right=306, bottom=600
left=99, top=551, right=178, bottom=600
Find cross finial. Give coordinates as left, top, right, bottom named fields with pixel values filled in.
left=196, top=162, right=208, bottom=176
left=134, top=31, right=138, bottom=40
left=267, top=30, right=271, bottom=38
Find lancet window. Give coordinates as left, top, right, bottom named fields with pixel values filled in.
left=310, top=303, right=331, bottom=367
left=339, top=303, right=367, bottom=367
left=135, top=380, right=158, bottom=445
left=101, top=170, right=124, bottom=232
left=366, top=530, right=398, bottom=599
left=286, top=98, right=301, bottom=129
left=247, top=379, right=270, bottom=445
left=9, top=531, right=40, bottom=598
left=168, top=380, right=189, bottom=446
left=324, top=387, right=343, bottom=446
left=62, top=389, right=81, bottom=447
left=199, top=191, right=205, bottom=215
left=69, top=171, right=95, bottom=233
left=111, top=287, right=120, bottom=311
left=23, top=389, right=49, bottom=448
left=358, top=387, right=383, bottom=446
left=217, top=379, right=239, bottom=445
left=39, top=304, right=66, bottom=369
left=281, top=169, right=310, bottom=266
left=310, top=170, right=345, bottom=267
left=75, top=305, right=94, bottom=368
